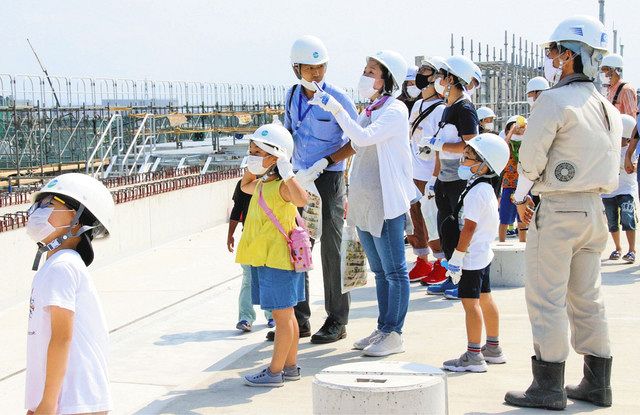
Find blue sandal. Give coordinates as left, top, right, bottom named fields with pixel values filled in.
left=622, top=252, right=636, bottom=264
left=609, top=250, right=621, bottom=260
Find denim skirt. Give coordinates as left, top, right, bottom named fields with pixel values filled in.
left=251, top=266, right=305, bottom=310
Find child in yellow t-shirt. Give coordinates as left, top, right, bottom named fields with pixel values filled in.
left=236, top=124, right=308, bottom=387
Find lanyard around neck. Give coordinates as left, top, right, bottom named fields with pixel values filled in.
left=295, top=87, right=314, bottom=130
left=365, top=95, right=390, bottom=117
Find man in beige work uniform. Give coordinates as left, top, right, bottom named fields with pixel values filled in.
left=505, top=15, right=622, bottom=410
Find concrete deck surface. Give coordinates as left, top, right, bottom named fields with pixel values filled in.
left=1, top=222, right=637, bottom=414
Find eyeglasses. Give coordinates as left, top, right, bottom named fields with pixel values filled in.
left=460, top=149, right=480, bottom=163
left=544, top=43, right=559, bottom=58
left=460, top=155, right=481, bottom=163
left=27, top=195, right=72, bottom=217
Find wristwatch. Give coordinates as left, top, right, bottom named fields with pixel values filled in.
left=510, top=193, right=528, bottom=205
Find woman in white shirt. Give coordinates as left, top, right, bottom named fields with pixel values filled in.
left=310, top=50, right=415, bottom=357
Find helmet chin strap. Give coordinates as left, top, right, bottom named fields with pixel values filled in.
left=259, top=163, right=278, bottom=182
left=470, top=160, right=497, bottom=180
left=31, top=205, right=96, bottom=271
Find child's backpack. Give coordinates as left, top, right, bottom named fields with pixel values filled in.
left=439, top=177, right=491, bottom=258
left=258, top=187, right=313, bottom=273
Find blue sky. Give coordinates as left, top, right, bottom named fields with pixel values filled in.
left=2, top=0, right=638, bottom=90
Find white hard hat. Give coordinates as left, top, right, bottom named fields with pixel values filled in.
left=290, top=35, right=329, bottom=66
left=421, top=56, right=450, bottom=72
left=406, top=65, right=418, bottom=81
left=470, top=61, right=483, bottom=83
left=541, top=15, right=608, bottom=51
left=250, top=123, right=294, bottom=160
left=601, top=53, right=623, bottom=69
left=621, top=114, right=636, bottom=139
left=367, top=50, right=408, bottom=98
left=444, top=55, right=482, bottom=86
left=476, top=106, right=496, bottom=120
left=526, top=77, right=550, bottom=94
left=467, top=133, right=510, bottom=174
left=32, top=173, right=115, bottom=238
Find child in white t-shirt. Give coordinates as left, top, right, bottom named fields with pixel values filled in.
left=440, top=134, right=509, bottom=373
left=24, top=173, right=114, bottom=414
left=602, top=114, right=638, bottom=264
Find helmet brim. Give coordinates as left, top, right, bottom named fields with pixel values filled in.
left=250, top=136, right=288, bottom=159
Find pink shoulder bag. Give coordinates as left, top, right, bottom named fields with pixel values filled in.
left=258, top=188, right=313, bottom=273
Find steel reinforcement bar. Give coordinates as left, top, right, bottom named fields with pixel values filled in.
left=0, top=167, right=243, bottom=233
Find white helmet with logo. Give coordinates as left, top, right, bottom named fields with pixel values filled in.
left=467, top=133, right=510, bottom=175
left=32, top=173, right=114, bottom=238
left=541, top=15, right=608, bottom=51
left=290, top=35, right=329, bottom=66
left=476, top=107, right=496, bottom=120
left=250, top=123, right=294, bottom=160
left=526, top=77, right=550, bottom=94
left=601, top=53, right=623, bottom=70
left=444, top=55, right=482, bottom=86
left=367, top=50, right=408, bottom=97
left=621, top=114, right=636, bottom=139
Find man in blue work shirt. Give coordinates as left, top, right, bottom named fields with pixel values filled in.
left=266, top=35, right=357, bottom=344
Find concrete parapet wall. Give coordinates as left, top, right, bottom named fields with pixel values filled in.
left=0, top=178, right=237, bottom=310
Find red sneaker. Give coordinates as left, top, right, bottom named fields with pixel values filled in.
left=420, top=259, right=447, bottom=285
left=409, top=258, right=433, bottom=282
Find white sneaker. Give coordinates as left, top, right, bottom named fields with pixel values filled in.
left=353, top=329, right=382, bottom=350
left=363, top=332, right=404, bottom=357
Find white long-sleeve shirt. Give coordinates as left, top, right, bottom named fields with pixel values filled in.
left=335, top=97, right=417, bottom=220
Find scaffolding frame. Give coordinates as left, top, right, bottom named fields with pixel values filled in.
left=417, top=31, right=544, bottom=130
left=0, top=75, right=361, bottom=186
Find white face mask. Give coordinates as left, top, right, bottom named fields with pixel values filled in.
left=484, top=122, right=494, bottom=131
left=246, top=155, right=268, bottom=175
left=599, top=72, right=610, bottom=85
left=434, top=77, right=446, bottom=95
left=527, top=96, right=536, bottom=107
left=26, top=207, right=57, bottom=243
left=544, top=56, right=562, bottom=84
left=406, top=85, right=421, bottom=98
left=300, top=76, right=323, bottom=92
left=357, top=75, right=378, bottom=100
left=466, top=85, right=476, bottom=96
left=511, top=134, right=524, bottom=142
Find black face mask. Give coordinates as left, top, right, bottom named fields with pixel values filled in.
left=415, top=73, right=431, bottom=90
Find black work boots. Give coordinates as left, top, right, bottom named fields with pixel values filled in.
left=505, top=356, right=567, bottom=410
left=566, top=355, right=613, bottom=407
left=505, top=355, right=613, bottom=410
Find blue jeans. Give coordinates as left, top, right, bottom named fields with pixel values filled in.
left=239, top=265, right=272, bottom=322
left=357, top=214, right=410, bottom=334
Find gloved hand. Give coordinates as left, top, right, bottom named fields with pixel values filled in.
left=424, top=136, right=445, bottom=152
left=308, top=82, right=343, bottom=115
left=310, top=157, right=329, bottom=176
left=426, top=176, right=437, bottom=198
left=445, top=249, right=465, bottom=284
left=277, top=157, right=295, bottom=182
left=296, top=158, right=328, bottom=187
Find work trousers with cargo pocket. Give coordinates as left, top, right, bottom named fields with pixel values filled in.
left=525, top=192, right=611, bottom=363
